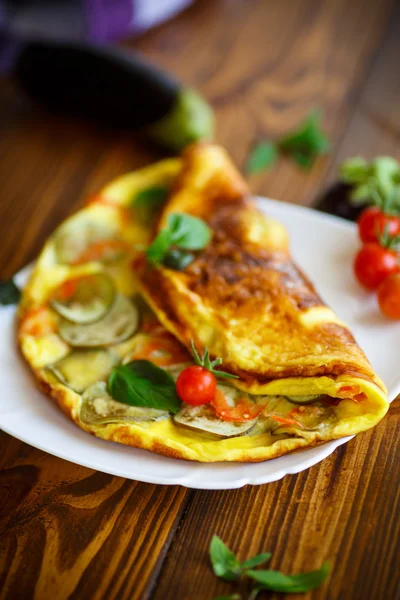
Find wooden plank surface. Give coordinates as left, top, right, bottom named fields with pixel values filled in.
left=0, top=0, right=399, bottom=599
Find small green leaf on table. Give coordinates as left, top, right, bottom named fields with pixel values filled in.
left=0, top=279, right=21, bottom=305
left=245, top=142, right=278, bottom=174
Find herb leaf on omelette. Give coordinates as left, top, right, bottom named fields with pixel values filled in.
left=146, top=212, right=211, bottom=268
left=108, top=359, right=181, bottom=414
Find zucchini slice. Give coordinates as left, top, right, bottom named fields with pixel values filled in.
left=54, top=219, right=123, bottom=265
left=174, top=404, right=257, bottom=438
left=50, top=273, right=115, bottom=324
left=80, top=382, right=169, bottom=424
left=284, top=395, right=322, bottom=405
left=47, top=349, right=119, bottom=393
left=59, top=295, right=139, bottom=347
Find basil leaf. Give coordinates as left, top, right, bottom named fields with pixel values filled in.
left=246, top=561, right=330, bottom=593
left=245, top=142, right=278, bottom=175
left=0, top=279, right=21, bottom=306
left=240, top=552, right=271, bottom=570
left=147, top=228, right=173, bottom=265
left=168, top=213, right=212, bottom=250
left=108, top=360, right=181, bottom=414
left=163, top=249, right=194, bottom=270
left=209, top=535, right=241, bottom=582
left=278, top=110, right=330, bottom=169
left=340, top=157, right=369, bottom=184
left=132, top=185, right=169, bottom=224
left=340, top=156, right=400, bottom=212
left=213, top=595, right=241, bottom=600
left=146, top=212, right=211, bottom=266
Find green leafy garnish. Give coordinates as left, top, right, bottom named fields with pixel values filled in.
left=191, top=340, right=238, bottom=380
left=132, top=185, right=169, bottom=224
left=0, top=279, right=21, bottom=306
left=246, top=562, right=330, bottom=593
left=278, top=110, right=330, bottom=169
left=378, top=227, right=400, bottom=251
left=108, top=360, right=181, bottom=414
left=163, top=249, right=195, bottom=270
left=210, top=536, right=241, bottom=581
left=146, top=212, right=211, bottom=268
left=209, top=535, right=329, bottom=596
left=340, top=156, right=400, bottom=212
left=246, top=110, right=330, bottom=175
left=245, top=142, right=278, bottom=174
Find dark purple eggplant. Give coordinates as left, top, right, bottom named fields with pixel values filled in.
left=14, top=41, right=214, bottom=150
left=314, top=182, right=365, bottom=222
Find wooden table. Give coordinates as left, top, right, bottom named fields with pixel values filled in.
left=1, top=1, right=399, bottom=598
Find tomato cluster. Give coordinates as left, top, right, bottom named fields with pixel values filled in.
left=354, top=207, right=400, bottom=319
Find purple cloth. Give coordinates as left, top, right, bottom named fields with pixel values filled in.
left=84, top=0, right=133, bottom=42
left=0, top=0, right=193, bottom=73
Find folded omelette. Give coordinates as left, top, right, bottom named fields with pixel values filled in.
left=18, top=143, right=388, bottom=462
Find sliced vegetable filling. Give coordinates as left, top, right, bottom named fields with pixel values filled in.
left=81, top=382, right=169, bottom=424
left=47, top=349, right=119, bottom=393
left=50, top=273, right=115, bottom=324
left=59, top=294, right=139, bottom=347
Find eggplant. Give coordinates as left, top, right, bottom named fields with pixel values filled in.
left=314, top=182, right=364, bottom=221
left=59, top=295, right=139, bottom=347
left=80, top=382, right=169, bottom=425
left=47, top=349, right=119, bottom=393
left=174, top=405, right=257, bottom=438
left=50, top=273, right=116, bottom=324
left=14, top=41, right=214, bottom=151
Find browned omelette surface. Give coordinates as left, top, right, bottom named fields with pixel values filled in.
left=138, top=144, right=384, bottom=392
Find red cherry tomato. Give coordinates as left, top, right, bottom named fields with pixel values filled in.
left=378, top=273, right=400, bottom=319
left=354, top=243, right=399, bottom=290
left=176, top=366, right=216, bottom=406
left=357, top=207, right=400, bottom=244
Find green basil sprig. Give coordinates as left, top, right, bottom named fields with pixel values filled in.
left=340, top=156, right=400, bottom=212
left=146, top=212, right=211, bottom=269
left=210, top=535, right=329, bottom=598
left=108, top=360, right=181, bottom=414
left=132, top=185, right=170, bottom=225
left=0, top=279, right=21, bottom=306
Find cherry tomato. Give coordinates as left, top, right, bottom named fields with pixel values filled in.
left=353, top=243, right=398, bottom=290
left=378, top=273, right=400, bottom=319
left=357, top=207, right=400, bottom=244
left=176, top=366, right=216, bottom=405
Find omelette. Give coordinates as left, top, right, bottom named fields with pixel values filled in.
left=18, top=143, right=388, bottom=462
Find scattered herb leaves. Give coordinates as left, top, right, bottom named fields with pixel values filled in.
left=240, top=553, right=272, bottom=570
left=246, top=562, right=330, bottom=593
left=191, top=340, right=239, bottom=380
left=245, top=110, right=330, bottom=175
left=0, top=279, right=21, bottom=305
left=209, top=535, right=329, bottom=597
left=210, top=536, right=241, bottom=581
left=108, top=359, right=181, bottom=414
left=278, top=110, right=330, bottom=169
left=245, top=142, right=278, bottom=174
left=146, top=212, right=211, bottom=268
left=132, top=185, right=169, bottom=224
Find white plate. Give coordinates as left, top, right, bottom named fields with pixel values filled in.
left=1, top=198, right=398, bottom=490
